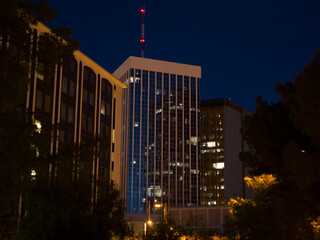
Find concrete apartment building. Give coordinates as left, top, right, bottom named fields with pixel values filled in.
left=27, top=23, right=126, bottom=202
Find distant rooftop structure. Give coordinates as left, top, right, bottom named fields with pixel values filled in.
left=201, top=98, right=251, bottom=114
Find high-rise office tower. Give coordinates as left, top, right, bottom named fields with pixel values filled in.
left=114, top=56, right=201, bottom=214
left=200, top=98, right=252, bottom=206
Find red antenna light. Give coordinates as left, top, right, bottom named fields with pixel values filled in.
left=140, top=6, right=145, bottom=58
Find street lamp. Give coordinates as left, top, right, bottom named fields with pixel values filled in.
left=144, top=201, right=152, bottom=236
left=154, top=202, right=167, bottom=223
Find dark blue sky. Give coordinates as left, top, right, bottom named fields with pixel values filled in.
left=48, top=0, right=320, bottom=112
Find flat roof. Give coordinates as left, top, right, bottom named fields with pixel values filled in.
left=201, top=98, right=250, bottom=114
left=113, top=56, right=201, bottom=78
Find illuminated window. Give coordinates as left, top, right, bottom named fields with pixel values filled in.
left=34, top=119, right=41, bottom=133
left=154, top=185, right=162, bottom=197
left=38, top=72, right=44, bottom=81
left=207, top=141, right=216, bottom=147
left=37, top=63, right=45, bottom=81
left=31, top=169, right=36, bottom=181
left=101, top=100, right=106, bottom=115
left=190, top=136, right=197, bottom=145
left=213, top=162, right=224, bottom=169
left=31, top=144, right=39, bottom=157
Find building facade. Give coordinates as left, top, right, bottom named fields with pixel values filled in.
left=27, top=23, right=126, bottom=200
left=114, top=56, right=201, bottom=214
left=169, top=205, right=229, bottom=234
left=200, top=98, right=253, bottom=206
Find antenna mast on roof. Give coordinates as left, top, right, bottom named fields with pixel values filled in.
left=140, top=7, right=145, bottom=58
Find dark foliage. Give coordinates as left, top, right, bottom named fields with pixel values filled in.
left=145, top=218, right=180, bottom=240
left=226, top=50, right=320, bottom=239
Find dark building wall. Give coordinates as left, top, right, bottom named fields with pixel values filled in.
left=223, top=105, right=246, bottom=201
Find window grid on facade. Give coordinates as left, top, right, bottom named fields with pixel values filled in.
left=200, top=105, right=225, bottom=206
left=121, top=61, right=200, bottom=214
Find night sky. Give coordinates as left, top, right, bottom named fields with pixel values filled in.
left=47, top=0, right=320, bottom=112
